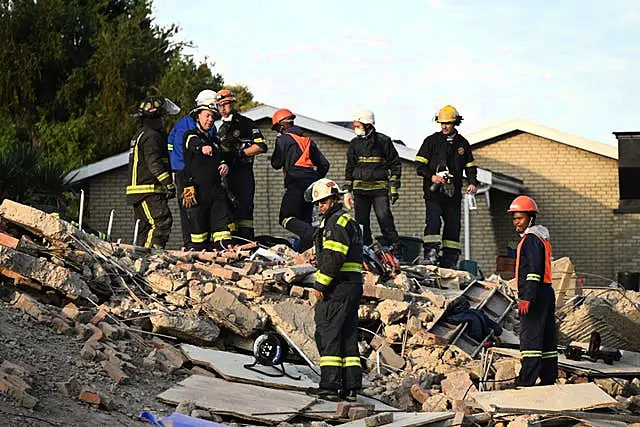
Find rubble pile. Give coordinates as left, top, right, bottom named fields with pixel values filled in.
left=1, top=199, right=640, bottom=426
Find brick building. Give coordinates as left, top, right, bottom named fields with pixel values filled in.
left=67, top=107, right=635, bottom=282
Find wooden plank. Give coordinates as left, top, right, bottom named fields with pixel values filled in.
left=336, top=411, right=453, bottom=427
left=491, top=346, right=640, bottom=376
left=180, top=344, right=316, bottom=390
left=305, top=395, right=398, bottom=421
left=473, top=383, right=618, bottom=413
left=156, top=375, right=314, bottom=424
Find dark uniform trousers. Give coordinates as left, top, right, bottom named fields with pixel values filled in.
left=227, top=164, right=255, bottom=240
left=354, top=191, right=399, bottom=247
left=133, top=194, right=173, bottom=248
left=424, top=192, right=462, bottom=268
left=315, top=277, right=363, bottom=392
left=187, top=193, right=232, bottom=251
left=174, top=170, right=191, bottom=248
left=518, top=284, right=558, bottom=386
left=280, top=184, right=315, bottom=252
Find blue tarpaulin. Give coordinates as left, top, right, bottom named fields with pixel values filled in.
left=140, top=411, right=228, bottom=427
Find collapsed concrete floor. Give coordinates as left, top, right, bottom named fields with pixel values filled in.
left=1, top=199, right=640, bottom=426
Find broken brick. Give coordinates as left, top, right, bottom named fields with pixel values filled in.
left=98, top=322, right=120, bottom=340
left=364, top=412, right=394, bottom=427
left=56, top=378, right=80, bottom=397
left=79, top=389, right=102, bottom=405
left=101, top=360, right=129, bottom=384
left=410, top=383, right=432, bottom=404
left=349, top=406, right=372, bottom=420
left=289, top=286, right=305, bottom=298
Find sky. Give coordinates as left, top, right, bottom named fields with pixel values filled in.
left=152, top=0, right=640, bottom=150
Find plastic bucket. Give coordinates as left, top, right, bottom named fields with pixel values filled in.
left=376, top=235, right=423, bottom=264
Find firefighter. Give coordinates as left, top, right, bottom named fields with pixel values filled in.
left=271, top=108, right=330, bottom=252
left=181, top=103, right=233, bottom=250
left=304, top=178, right=363, bottom=402
left=168, top=89, right=220, bottom=248
left=216, top=89, right=268, bottom=240
left=415, top=105, right=478, bottom=268
left=344, top=109, right=402, bottom=256
left=126, top=96, right=180, bottom=248
left=508, top=195, right=557, bottom=387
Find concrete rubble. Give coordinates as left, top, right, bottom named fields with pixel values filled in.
left=0, top=200, right=639, bottom=426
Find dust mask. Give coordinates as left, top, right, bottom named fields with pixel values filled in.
left=222, top=114, right=233, bottom=122
left=354, top=128, right=366, bottom=136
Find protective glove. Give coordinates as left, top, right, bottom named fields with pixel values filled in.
left=343, top=181, right=353, bottom=192
left=165, top=183, right=176, bottom=200
left=518, top=300, right=530, bottom=315
left=181, top=186, right=197, bottom=208
left=389, top=186, right=399, bottom=205
left=343, top=191, right=355, bottom=211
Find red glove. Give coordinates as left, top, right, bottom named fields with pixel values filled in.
left=518, top=300, right=530, bottom=315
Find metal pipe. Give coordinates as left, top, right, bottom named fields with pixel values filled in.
left=132, top=219, right=140, bottom=247
left=107, top=209, right=115, bottom=240
left=78, top=189, right=85, bottom=231
left=464, top=194, right=470, bottom=260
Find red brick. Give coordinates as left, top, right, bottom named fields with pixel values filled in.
left=90, top=307, right=109, bottom=325
left=79, top=389, right=102, bottom=405
left=101, top=360, right=129, bottom=384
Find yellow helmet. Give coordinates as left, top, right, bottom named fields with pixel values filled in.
left=435, top=105, right=462, bottom=124
left=304, top=178, right=346, bottom=203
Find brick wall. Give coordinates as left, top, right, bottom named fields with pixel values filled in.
left=613, top=212, right=640, bottom=276
left=473, top=132, right=619, bottom=280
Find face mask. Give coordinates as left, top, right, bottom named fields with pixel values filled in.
left=354, top=128, right=366, bottom=136
left=222, top=114, right=233, bottom=122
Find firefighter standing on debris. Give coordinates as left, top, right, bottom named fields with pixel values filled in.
left=304, top=178, right=363, bottom=402
left=168, top=89, right=220, bottom=248
left=216, top=89, right=268, bottom=240
left=271, top=108, right=330, bottom=252
left=181, top=103, right=233, bottom=250
left=344, top=109, right=402, bottom=256
left=126, top=96, right=180, bottom=248
left=415, top=105, right=478, bottom=268
left=509, top=195, right=557, bottom=387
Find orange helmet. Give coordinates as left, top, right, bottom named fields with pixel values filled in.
left=215, top=89, right=236, bottom=106
left=507, top=195, right=539, bottom=213
left=271, top=108, right=296, bottom=130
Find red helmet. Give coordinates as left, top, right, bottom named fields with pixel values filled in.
left=271, top=108, right=296, bottom=130
left=507, top=195, right=539, bottom=213
left=215, top=89, right=236, bottom=106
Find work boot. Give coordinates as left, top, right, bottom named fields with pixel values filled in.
left=306, top=387, right=341, bottom=402
left=338, top=389, right=358, bottom=402
left=440, top=249, right=459, bottom=269
left=422, top=246, right=439, bottom=266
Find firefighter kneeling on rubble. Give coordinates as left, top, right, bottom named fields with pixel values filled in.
left=181, top=103, right=233, bottom=250
left=304, top=178, right=363, bottom=402
left=509, top=195, right=557, bottom=387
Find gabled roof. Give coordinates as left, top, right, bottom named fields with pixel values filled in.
left=467, top=118, right=618, bottom=160
left=64, top=104, right=524, bottom=194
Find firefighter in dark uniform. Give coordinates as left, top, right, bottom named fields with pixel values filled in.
left=415, top=105, right=478, bottom=268
left=304, top=178, right=363, bottom=402
left=345, top=109, right=402, bottom=256
left=215, top=89, right=268, bottom=240
left=508, top=195, right=557, bottom=387
left=126, top=96, right=180, bottom=248
left=181, top=103, right=233, bottom=250
left=271, top=108, right=330, bottom=252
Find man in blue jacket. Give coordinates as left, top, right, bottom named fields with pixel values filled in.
left=168, top=89, right=219, bottom=248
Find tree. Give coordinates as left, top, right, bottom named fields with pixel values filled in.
left=222, top=84, right=262, bottom=112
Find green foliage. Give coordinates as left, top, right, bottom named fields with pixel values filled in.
left=223, top=84, right=263, bottom=112
left=0, top=0, right=261, bottom=205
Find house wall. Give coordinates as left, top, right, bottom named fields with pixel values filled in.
left=473, top=131, right=620, bottom=281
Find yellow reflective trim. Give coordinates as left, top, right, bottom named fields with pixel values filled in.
left=167, top=144, right=174, bottom=151
left=340, top=262, right=362, bottom=273
left=423, top=235, right=442, bottom=243
left=125, top=185, right=166, bottom=195
left=191, top=232, right=208, bottom=243
left=465, top=161, right=476, bottom=167
left=281, top=217, right=294, bottom=228
left=526, top=273, right=541, bottom=282
left=415, top=156, right=428, bottom=164
left=323, top=240, right=349, bottom=255
left=316, top=271, right=333, bottom=286
left=132, top=132, right=144, bottom=186
left=358, top=156, right=383, bottom=163
left=353, top=180, right=387, bottom=190
left=320, top=356, right=342, bottom=362
left=212, top=231, right=231, bottom=242
left=228, top=222, right=237, bottom=232
left=343, top=356, right=361, bottom=367
left=542, top=351, right=558, bottom=359
left=319, top=361, right=343, bottom=367
left=337, top=213, right=352, bottom=228
left=141, top=200, right=155, bottom=248
left=443, top=239, right=461, bottom=250
left=521, top=350, right=542, bottom=358
left=253, top=138, right=265, bottom=143
left=157, top=172, right=170, bottom=183
left=185, top=134, right=199, bottom=149
left=51, top=212, right=60, bottom=218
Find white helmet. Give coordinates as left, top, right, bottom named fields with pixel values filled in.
left=195, top=89, right=218, bottom=106
left=304, top=178, right=346, bottom=203
left=351, top=109, right=375, bottom=125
